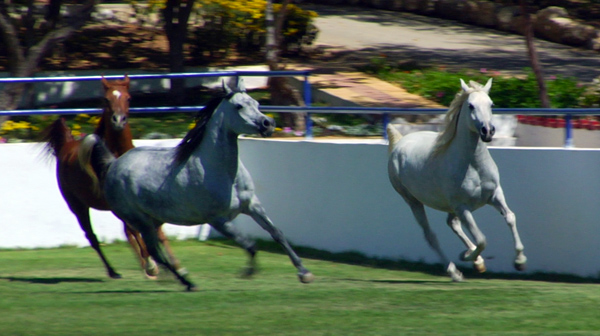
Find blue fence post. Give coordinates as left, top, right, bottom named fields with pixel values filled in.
left=303, top=73, right=312, bottom=139
left=382, top=113, right=390, bottom=140
left=564, top=114, right=574, bottom=148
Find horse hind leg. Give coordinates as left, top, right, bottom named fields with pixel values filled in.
left=407, top=200, right=463, bottom=282
left=124, top=224, right=158, bottom=278
left=70, top=203, right=121, bottom=279
left=446, top=214, right=486, bottom=273
left=136, top=221, right=197, bottom=291
left=210, top=219, right=258, bottom=278
left=490, top=188, right=527, bottom=271
left=246, top=201, right=314, bottom=284
left=157, top=227, right=183, bottom=273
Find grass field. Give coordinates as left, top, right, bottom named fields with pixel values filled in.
left=1, top=240, right=599, bottom=336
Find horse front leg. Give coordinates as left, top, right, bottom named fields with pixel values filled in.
left=245, top=199, right=314, bottom=284
left=70, top=201, right=121, bottom=279
left=490, top=188, right=527, bottom=271
left=446, top=214, right=486, bottom=273
left=455, top=206, right=487, bottom=264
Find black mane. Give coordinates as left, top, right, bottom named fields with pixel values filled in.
left=174, top=93, right=233, bottom=164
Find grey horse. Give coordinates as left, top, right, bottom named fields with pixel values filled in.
left=80, top=78, right=314, bottom=290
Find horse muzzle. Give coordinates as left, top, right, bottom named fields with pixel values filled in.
left=111, top=114, right=128, bottom=131
left=259, top=116, right=275, bottom=137
left=480, top=125, right=495, bottom=143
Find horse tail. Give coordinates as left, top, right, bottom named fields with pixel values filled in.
left=78, top=134, right=115, bottom=195
left=40, top=118, right=74, bottom=159
left=386, top=124, right=403, bottom=153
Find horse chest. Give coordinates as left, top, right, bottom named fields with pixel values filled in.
left=451, top=165, right=497, bottom=207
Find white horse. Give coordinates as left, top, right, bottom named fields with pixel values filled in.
left=81, top=78, right=314, bottom=290
left=387, top=78, right=526, bottom=281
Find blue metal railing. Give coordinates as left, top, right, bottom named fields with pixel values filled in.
left=0, top=71, right=311, bottom=83
left=2, top=72, right=600, bottom=147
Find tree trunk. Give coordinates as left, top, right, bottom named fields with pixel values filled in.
left=0, top=0, right=95, bottom=117
left=519, top=0, right=550, bottom=108
left=265, top=0, right=306, bottom=132
left=162, top=0, right=195, bottom=105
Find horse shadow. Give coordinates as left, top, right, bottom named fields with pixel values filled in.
left=250, top=239, right=600, bottom=285
left=0, top=276, right=104, bottom=284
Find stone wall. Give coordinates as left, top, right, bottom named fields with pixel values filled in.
left=310, top=0, right=600, bottom=52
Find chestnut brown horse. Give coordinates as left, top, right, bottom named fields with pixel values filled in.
left=42, top=75, right=179, bottom=279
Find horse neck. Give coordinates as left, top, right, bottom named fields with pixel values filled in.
left=94, top=113, right=134, bottom=157
left=197, top=110, right=239, bottom=173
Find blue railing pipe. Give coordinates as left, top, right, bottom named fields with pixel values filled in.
left=2, top=73, right=600, bottom=147
left=303, top=73, right=313, bottom=139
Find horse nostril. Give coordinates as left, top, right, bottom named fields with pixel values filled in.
left=112, top=115, right=127, bottom=125
left=481, top=127, right=488, bottom=135
left=262, top=118, right=273, bottom=129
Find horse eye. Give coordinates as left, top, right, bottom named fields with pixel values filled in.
left=235, top=104, right=243, bottom=110
left=468, top=103, right=474, bottom=110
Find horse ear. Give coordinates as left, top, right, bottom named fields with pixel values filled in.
left=483, top=77, right=493, bottom=94
left=236, top=77, right=246, bottom=92
left=222, top=79, right=233, bottom=95
left=101, top=75, right=110, bottom=90
left=123, top=74, right=130, bottom=88
left=460, top=78, right=470, bottom=92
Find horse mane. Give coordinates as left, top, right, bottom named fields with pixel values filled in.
left=432, top=81, right=484, bottom=156
left=174, top=93, right=232, bottom=164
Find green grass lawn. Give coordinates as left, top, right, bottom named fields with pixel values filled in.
left=1, top=240, right=599, bottom=336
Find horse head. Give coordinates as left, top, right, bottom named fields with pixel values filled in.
left=460, top=78, right=495, bottom=142
left=101, top=75, right=131, bottom=132
left=222, top=77, right=275, bottom=137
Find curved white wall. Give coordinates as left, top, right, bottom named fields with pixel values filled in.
left=1, top=138, right=599, bottom=278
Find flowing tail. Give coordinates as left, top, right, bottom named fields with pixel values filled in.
left=78, top=134, right=116, bottom=195
left=386, top=124, right=403, bottom=153
left=40, top=118, right=74, bottom=159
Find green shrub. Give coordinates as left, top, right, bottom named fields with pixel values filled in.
left=362, top=56, right=593, bottom=109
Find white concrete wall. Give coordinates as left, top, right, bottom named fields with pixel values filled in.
left=1, top=138, right=600, bottom=278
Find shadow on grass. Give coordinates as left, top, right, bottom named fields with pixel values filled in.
left=0, top=276, right=104, bottom=284
left=207, top=239, right=600, bottom=285
left=341, top=278, right=441, bottom=285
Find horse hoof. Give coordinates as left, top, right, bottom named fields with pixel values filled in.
left=298, top=272, right=315, bottom=284
left=447, top=262, right=464, bottom=282
left=474, top=261, right=486, bottom=273
left=514, top=262, right=526, bottom=271
left=145, top=266, right=159, bottom=277
left=240, top=266, right=256, bottom=279
left=186, top=284, right=199, bottom=292
left=109, top=272, right=122, bottom=279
